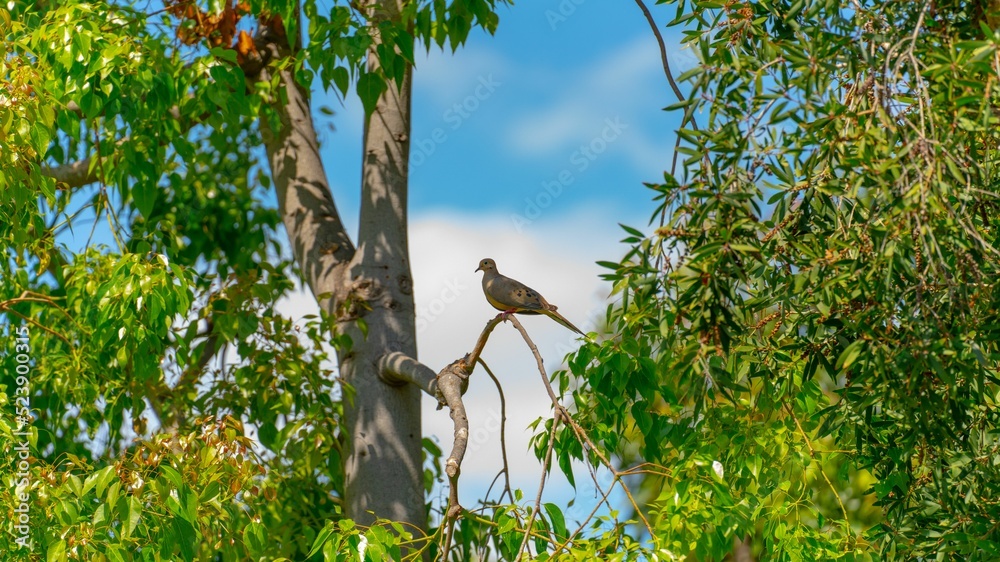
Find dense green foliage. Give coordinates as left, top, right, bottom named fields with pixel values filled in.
left=555, top=0, right=1000, bottom=559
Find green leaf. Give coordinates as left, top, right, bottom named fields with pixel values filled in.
left=105, top=546, right=126, bottom=562
left=356, top=71, right=386, bottom=116
left=543, top=502, right=568, bottom=541
left=124, top=496, right=142, bottom=538
left=159, top=465, right=184, bottom=490
left=557, top=449, right=576, bottom=489
left=47, top=539, right=67, bottom=562
left=133, top=181, right=156, bottom=219
left=332, top=66, right=350, bottom=98
left=173, top=518, right=197, bottom=561
left=243, top=521, right=267, bottom=556
left=307, top=523, right=338, bottom=558
left=836, top=340, right=865, bottom=371
left=258, top=421, right=277, bottom=449
left=210, top=47, right=237, bottom=63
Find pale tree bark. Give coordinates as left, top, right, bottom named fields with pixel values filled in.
left=341, top=0, right=423, bottom=526
left=253, top=1, right=424, bottom=529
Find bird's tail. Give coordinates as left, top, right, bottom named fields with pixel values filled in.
left=544, top=308, right=585, bottom=335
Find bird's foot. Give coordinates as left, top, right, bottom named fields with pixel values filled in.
left=495, top=310, right=517, bottom=323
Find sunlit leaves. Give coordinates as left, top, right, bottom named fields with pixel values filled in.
left=0, top=416, right=265, bottom=559
left=563, top=0, right=1000, bottom=559
left=301, top=0, right=507, bottom=115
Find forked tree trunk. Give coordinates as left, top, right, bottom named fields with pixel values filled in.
left=256, top=0, right=424, bottom=532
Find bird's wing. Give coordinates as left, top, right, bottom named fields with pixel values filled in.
left=485, top=275, right=547, bottom=313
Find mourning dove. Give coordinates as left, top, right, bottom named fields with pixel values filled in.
left=475, top=258, right=584, bottom=335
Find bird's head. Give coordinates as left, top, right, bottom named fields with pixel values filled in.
left=475, top=258, right=497, bottom=273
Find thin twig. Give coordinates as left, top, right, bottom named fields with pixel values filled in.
left=2, top=308, right=72, bottom=347
left=563, top=417, right=655, bottom=538
left=3, top=293, right=64, bottom=305
left=0, top=293, right=75, bottom=323
left=478, top=358, right=512, bottom=504
left=506, top=316, right=656, bottom=540
left=632, top=0, right=710, bottom=275
left=783, top=400, right=852, bottom=537
left=550, top=477, right=619, bottom=557
left=90, top=125, right=126, bottom=253
left=633, top=0, right=685, bottom=104
left=507, top=316, right=561, bottom=408
left=517, top=415, right=561, bottom=560
left=465, top=316, right=503, bottom=368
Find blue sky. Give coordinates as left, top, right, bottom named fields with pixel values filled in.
left=313, top=0, right=692, bottom=231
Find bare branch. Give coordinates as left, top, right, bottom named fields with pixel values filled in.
left=378, top=351, right=440, bottom=395
left=376, top=351, right=471, bottom=503
left=379, top=317, right=508, bottom=561
left=437, top=357, right=471, bottom=561
left=439, top=358, right=470, bottom=491
left=466, top=315, right=503, bottom=368
left=478, top=358, right=512, bottom=504
left=43, top=139, right=117, bottom=193
left=42, top=155, right=100, bottom=188
left=379, top=315, right=503, bottom=401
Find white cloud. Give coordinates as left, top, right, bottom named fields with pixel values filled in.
left=414, top=47, right=512, bottom=109
left=502, top=33, right=692, bottom=176
left=504, top=37, right=658, bottom=151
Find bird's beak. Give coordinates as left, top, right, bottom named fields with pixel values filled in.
left=474, top=265, right=482, bottom=272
